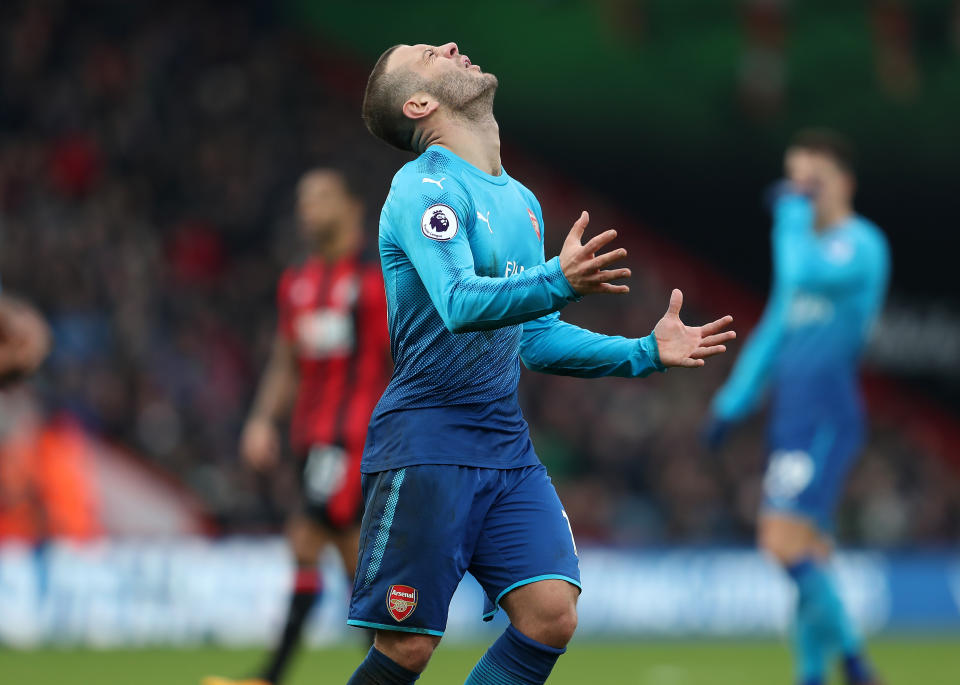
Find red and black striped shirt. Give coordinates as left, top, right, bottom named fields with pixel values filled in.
left=277, top=253, right=390, bottom=455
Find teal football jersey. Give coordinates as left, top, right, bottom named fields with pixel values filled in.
left=713, top=192, right=890, bottom=423
left=363, top=145, right=663, bottom=473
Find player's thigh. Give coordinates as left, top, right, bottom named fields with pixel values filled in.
left=469, top=464, right=581, bottom=622
left=762, top=419, right=862, bottom=536
left=331, top=524, right=362, bottom=579
left=348, top=465, right=488, bottom=637
left=758, top=512, right=820, bottom=564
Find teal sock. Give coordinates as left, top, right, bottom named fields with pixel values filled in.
left=792, top=598, right=826, bottom=685
left=788, top=559, right=865, bottom=683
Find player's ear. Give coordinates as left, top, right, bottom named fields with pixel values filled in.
left=402, top=92, right=439, bottom=121
left=351, top=196, right=365, bottom=224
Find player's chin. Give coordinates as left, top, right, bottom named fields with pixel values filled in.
left=0, top=365, right=29, bottom=388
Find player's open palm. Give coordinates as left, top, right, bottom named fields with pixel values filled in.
left=560, top=211, right=632, bottom=295
left=654, top=289, right=735, bottom=368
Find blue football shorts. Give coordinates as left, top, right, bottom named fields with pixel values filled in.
left=346, top=463, right=581, bottom=636
left=762, top=413, right=865, bottom=532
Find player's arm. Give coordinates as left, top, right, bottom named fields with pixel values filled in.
left=390, top=178, right=628, bottom=333
left=520, top=313, right=662, bottom=377
left=708, top=198, right=797, bottom=433
left=519, top=198, right=731, bottom=376
left=241, top=333, right=298, bottom=471
left=710, top=285, right=789, bottom=424
left=779, top=154, right=890, bottom=294
left=521, top=290, right=734, bottom=377
left=241, top=275, right=300, bottom=471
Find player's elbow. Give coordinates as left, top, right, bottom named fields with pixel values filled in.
left=443, top=313, right=476, bottom=334
left=442, top=285, right=483, bottom=333
left=519, top=351, right=547, bottom=373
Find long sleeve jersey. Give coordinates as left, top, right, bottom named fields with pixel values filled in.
left=363, top=145, right=663, bottom=473
left=712, top=193, right=890, bottom=426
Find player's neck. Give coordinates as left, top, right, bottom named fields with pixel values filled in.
left=421, top=114, right=502, bottom=176
left=815, top=203, right=853, bottom=232
left=309, top=224, right=361, bottom=261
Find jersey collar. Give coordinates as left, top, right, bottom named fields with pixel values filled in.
left=425, top=145, right=510, bottom=186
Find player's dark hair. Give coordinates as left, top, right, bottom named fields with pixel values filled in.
left=791, top=128, right=856, bottom=175
left=362, top=45, right=420, bottom=152
left=297, top=168, right=360, bottom=199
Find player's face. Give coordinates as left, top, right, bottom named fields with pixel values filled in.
left=388, top=42, right=497, bottom=111
left=785, top=147, right=853, bottom=209
left=785, top=147, right=818, bottom=190
left=297, top=172, right=358, bottom=242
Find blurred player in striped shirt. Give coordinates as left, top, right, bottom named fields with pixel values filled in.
left=204, top=169, right=390, bottom=685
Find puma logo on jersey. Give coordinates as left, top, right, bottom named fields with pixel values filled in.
left=476, top=210, right=493, bottom=233
left=422, top=177, right=445, bottom=189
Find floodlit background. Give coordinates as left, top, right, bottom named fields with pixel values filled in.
left=0, top=1, right=958, bottom=683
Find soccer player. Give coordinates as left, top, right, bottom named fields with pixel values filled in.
left=345, top=42, right=735, bottom=685
left=705, top=130, right=890, bottom=685
left=204, top=170, right=391, bottom=685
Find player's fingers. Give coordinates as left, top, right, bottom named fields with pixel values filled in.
left=588, top=247, right=628, bottom=270
left=567, top=211, right=589, bottom=243
left=594, top=283, right=630, bottom=294
left=666, top=289, right=683, bottom=316
left=691, top=344, right=727, bottom=359
left=700, top=314, right=734, bottom=336
left=680, top=357, right=706, bottom=368
left=586, top=268, right=632, bottom=283
left=700, top=330, right=736, bottom=347
left=582, top=228, right=618, bottom=254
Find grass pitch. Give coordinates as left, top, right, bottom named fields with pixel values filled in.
left=1, top=639, right=957, bottom=684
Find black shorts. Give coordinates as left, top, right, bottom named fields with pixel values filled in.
left=298, top=443, right=363, bottom=531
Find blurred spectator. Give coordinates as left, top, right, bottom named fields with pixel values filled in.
left=0, top=390, right=101, bottom=540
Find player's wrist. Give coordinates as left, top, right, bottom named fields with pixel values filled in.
left=547, top=256, right=581, bottom=301
left=246, top=413, right=277, bottom=428
left=639, top=332, right=666, bottom=372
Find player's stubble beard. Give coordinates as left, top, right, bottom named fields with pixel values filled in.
left=430, top=69, right=498, bottom=125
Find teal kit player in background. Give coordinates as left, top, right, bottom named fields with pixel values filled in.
left=345, top=41, right=736, bottom=685
left=705, top=131, right=890, bottom=685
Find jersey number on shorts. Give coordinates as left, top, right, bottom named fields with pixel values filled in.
left=764, top=449, right=815, bottom=501
left=304, top=445, right=348, bottom=503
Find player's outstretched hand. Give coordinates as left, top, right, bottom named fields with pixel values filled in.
left=559, top=211, right=631, bottom=295
left=654, top=289, right=735, bottom=368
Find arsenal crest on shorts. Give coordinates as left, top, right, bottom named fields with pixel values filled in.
left=386, top=584, right=418, bottom=622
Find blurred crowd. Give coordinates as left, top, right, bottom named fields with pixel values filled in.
left=1, top=1, right=957, bottom=546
